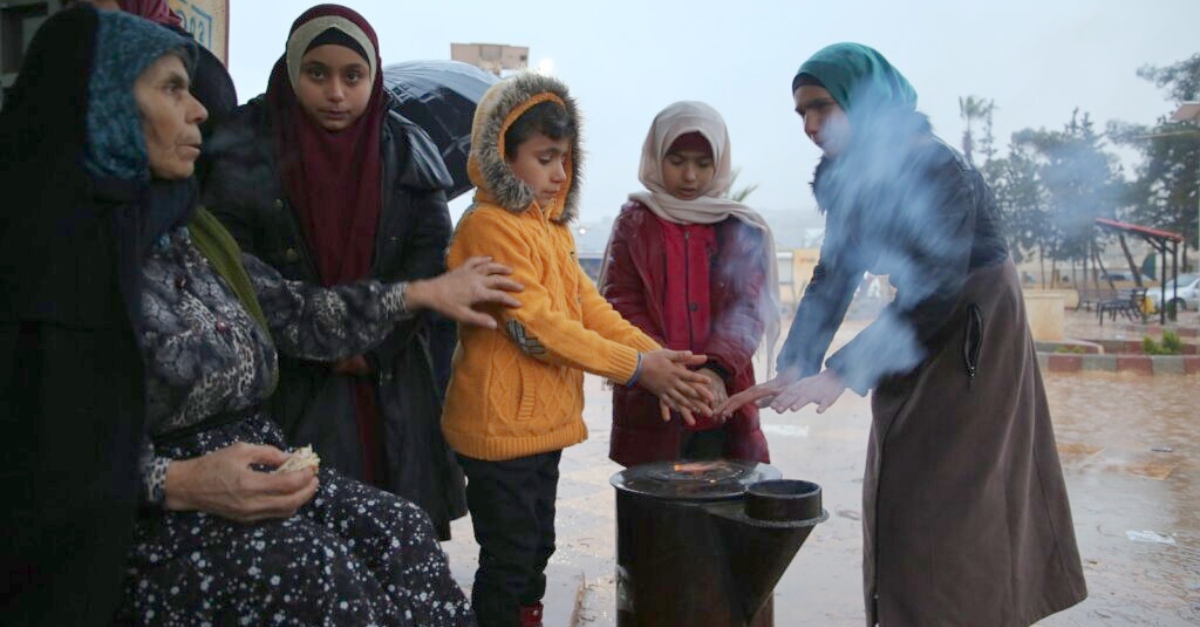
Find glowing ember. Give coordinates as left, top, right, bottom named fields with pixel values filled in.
left=673, top=461, right=719, bottom=473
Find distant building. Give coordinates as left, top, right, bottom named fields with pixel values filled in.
left=450, top=42, right=527, bottom=76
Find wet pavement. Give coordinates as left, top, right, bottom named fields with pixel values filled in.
left=441, top=310, right=1200, bottom=625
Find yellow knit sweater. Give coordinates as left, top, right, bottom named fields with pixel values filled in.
left=442, top=204, right=660, bottom=461
left=442, top=73, right=660, bottom=461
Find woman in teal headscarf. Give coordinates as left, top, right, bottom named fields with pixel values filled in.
left=720, top=43, right=1087, bottom=626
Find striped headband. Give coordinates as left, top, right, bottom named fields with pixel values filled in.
left=285, top=15, right=377, bottom=89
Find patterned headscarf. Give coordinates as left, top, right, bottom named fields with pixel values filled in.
left=792, top=43, right=917, bottom=118
left=84, top=9, right=195, bottom=181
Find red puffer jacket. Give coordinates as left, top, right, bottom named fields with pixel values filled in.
left=601, top=201, right=770, bottom=466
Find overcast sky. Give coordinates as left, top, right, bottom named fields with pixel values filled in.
left=224, top=1, right=1200, bottom=224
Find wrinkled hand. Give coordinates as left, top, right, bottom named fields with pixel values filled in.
left=408, top=257, right=523, bottom=328
left=766, top=369, right=848, bottom=414
left=163, top=442, right=319, bottom=523
left=716, top=367, right=802, bottom=418
left=637, top=350, right=713, bottom=426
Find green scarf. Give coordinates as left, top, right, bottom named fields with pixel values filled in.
left=794, top=43, right=917, bottom=116
left=188, top=207, right=270, bottom=335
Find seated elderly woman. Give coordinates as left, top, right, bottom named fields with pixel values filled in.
left=0, top=6, right=512, bottom=625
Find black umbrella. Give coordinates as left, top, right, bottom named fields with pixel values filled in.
left=383, top=60, right=499, bottom=201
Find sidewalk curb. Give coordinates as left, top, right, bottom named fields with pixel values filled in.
left=1039, top=351, right=1200, bottom=375
left=1119, top=323, right=1199, bottom=338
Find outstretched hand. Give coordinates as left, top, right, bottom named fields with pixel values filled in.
left=408, top=257, right=524, bottom=328
left=637, top=349, right=714, bottom=426
left=767, top=368, right=847, bottom=414
left=718, top=368, right=847, bottom=417
left=163, top=442, right=319, bottom=523
left=716, top=367, right=802, bottom=417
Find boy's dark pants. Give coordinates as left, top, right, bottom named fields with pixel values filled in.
left=459, top=450, right=561, bottom=627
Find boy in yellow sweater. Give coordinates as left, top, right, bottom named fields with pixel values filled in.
left=443, top=73, right=713, bottom=627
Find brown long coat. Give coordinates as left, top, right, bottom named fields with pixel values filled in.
left=864, top=261, right=1087, bottom=626
left=779, top=131, right=1087, bottom=625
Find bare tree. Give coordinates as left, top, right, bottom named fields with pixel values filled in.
left=959, top=96, right=996, bottom=166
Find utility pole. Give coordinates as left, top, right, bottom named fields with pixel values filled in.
left=1171, top=102, right=1200, bottom=270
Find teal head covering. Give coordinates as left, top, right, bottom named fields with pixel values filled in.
left=792, top=43, right=917, bottom=117
left=84, top=9, right=196, bottom=181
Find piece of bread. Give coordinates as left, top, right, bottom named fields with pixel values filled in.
left=272, top=445, right=321, bottom=474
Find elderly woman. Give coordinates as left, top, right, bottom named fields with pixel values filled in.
left=0, top=6, right=510, bottom=625
left=720, top=43, right=1087, bottom=626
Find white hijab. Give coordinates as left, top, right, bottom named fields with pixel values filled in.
left=602, top=101, right=781, bottom=376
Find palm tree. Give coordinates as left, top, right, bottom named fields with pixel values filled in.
left=730, top=167, right=759, bottom=203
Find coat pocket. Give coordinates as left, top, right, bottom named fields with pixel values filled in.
left=515, top=361, right=537, bottom=422
left=963, top=303, right=983, bottom=383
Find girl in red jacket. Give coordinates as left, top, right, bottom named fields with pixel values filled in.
left=599, top=101, right=779, bottom=466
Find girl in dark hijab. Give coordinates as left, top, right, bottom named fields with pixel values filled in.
left=720, top=43, right=1087, bottom=626
left=268, top=4, right=389, bottom=288
left=206, top=4, right=487, bottom=540
left=2, top=6, right=478, bottom=625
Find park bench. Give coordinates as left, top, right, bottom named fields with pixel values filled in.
left=1074, top=285, right=1109, bottom=312
left=1096, top=287, right=1147, bottom=325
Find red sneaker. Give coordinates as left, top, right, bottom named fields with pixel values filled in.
left=519, top=602, right=544, bottom=627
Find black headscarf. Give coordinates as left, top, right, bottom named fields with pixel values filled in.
left=0, top=6, right=197, bottom=624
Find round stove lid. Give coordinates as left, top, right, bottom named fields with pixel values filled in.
left=610, top=460, right=782, bottom=501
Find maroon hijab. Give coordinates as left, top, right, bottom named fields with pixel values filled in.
left=117, top=0, right=183, bottom=28
left=266, top=4, right=386, bottom=286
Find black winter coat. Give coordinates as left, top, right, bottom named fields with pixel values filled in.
left=0, top=183, right=148, bottom=626
left=203, top=96, right=466, bottom=538
left=1, top=8, right=150, bottom=622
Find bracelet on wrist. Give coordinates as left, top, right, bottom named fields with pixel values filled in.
left=626, top=353, right=643, bottom=387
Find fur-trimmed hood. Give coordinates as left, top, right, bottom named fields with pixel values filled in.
left=466, top=72, right=581, bottom=223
